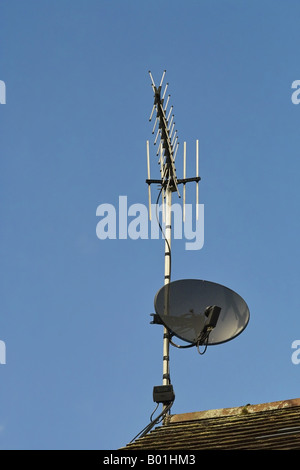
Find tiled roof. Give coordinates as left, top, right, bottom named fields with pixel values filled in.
left=124, top=398, right=300, bottom=450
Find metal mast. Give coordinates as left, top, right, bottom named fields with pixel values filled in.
left=146, top=71, right=201, bottom=408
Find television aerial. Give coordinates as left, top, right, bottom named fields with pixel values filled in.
left=130, top=71, right=250, bottom=441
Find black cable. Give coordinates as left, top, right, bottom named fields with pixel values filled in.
left=150, top=402, right=159, bottom=421
left=169, top=335, right=195, bottom=349
left=169, top=332, right=210, bottom=354
left=130, top=401, right=174, bottom=443
left=155, top=185, right=211, bottom=359
left=196, top=331, right=210, bottom=355
left=156, top=187, right=172, bottom=279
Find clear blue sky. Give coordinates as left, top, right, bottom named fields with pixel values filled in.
left=1, top=0, right=300, bottom=450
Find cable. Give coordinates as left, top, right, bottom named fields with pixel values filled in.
left=154, top=185, right=213, bottom=360
left=196, top=341, right=208, bottom=355
left=150, top=402, right=159, bottom=421
left=156, top=187, right=172, bottom=279
left=196, top=330, right=211, bottom=355
left=169, top=332, right=210, bottom=354
left=130, top=401, right=174, bottom=443
left=169, top=335, right=195, bottom=349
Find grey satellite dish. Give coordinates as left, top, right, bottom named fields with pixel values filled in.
left=154, top=279, right=250, bottom=346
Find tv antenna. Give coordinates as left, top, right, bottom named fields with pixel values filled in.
left=146, top=70, right=201, bottom=398
left=130, top=70, right=250, bottom=442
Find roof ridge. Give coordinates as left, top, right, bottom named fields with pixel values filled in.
left=167, top=398, right=300, bottom=424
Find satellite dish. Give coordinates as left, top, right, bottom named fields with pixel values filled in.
left=154, top=279, right=250, bottom=346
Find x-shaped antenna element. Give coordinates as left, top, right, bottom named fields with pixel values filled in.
left=148, top=70, right=180, bottom=197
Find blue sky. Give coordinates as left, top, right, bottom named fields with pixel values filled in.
left=1, top=0, right=300, bottom=450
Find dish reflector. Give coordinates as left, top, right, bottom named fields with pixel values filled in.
left=154, top=279, right=250, bottom=345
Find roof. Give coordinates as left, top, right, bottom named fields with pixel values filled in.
left=123, top=398, right=300, bottom=450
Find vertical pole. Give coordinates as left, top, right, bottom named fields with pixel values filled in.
left=162, top=186, right=172, bottom=409
left=183, top=142, right=186, bottom=223
left=196, top=139, right=199, bottom=221
left=146, top=140, right=152, bottom=221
